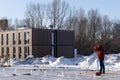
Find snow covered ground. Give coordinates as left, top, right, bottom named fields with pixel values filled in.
left=1, top=53, right=120, bottom=80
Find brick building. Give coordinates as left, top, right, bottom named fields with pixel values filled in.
left=0, top=28, right=74, bottom=59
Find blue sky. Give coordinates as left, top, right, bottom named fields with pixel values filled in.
left=0, top=0, right=120, bottom=21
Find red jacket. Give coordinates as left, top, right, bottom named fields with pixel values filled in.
left=93, top=45, right=105, bottom=60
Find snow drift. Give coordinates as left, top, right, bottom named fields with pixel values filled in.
left=9, top=53, right=120, bottom=71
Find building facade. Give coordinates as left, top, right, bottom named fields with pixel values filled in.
left=0, top=28, right=74, bottom=59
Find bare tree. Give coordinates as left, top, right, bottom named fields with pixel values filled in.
left=65, top=8, right=89, bottom=54
left=112, top=21, right=120, bottom=40
left=65, top=9, right=78, bottom=33
left=100, top=15, right=112, bottom=53
left=7, top=19, right=15, bottom=30
left=87, top=9, right=102, bottom=44
left=47, top=0, right=69, bottom=29
left=111, top=21, right=120, bottom=53
left=25, top=3, right=46, bottom=28
left=14, top=19, right=26, bottom=28
left=76, top=9, right=88, bottom=51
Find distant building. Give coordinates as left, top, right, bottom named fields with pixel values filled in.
left=0, top=28, right=74, bottom=59
left=0, top=19, right=8, bottom=31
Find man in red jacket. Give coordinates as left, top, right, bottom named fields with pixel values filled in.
left=93, top=44, right=105, bottom=74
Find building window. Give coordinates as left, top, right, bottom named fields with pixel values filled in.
left=6, top=34, right=9, bottom=45
left=24, top=46, right=29, bottom=58
left=1, top=34, right=4, bottom=45
left=13, top=47, right=16, bottom=58
left=13, top=47, right=16, bottom=53
left=1, top=47, right=4, bottom=58
left=18, top=47, right=21, bottom=58
left=6, top=47, right=9, bottom=55
left=24, top=32, right=29, bottom=44
left=13, top=33, right=16, bottom=45
left=24, top=46, right=27, bottom=54
left=28, top=46, right=29, bottom=55
left=18, top=33, right=21, bottom=44
left=18, top=47, right=21, bottom=54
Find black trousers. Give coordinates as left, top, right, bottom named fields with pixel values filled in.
left=99, top=60, right=105, bottom=73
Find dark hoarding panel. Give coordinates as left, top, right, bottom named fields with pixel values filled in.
left=56, top=46, right=74, bottom=58
left=56, top=30, right=74, bottom=46
left=32, top=29, right=74, bottom=46
left=32, top=46, right=52, bottom=57
left=31, top=29, right=75, bottom=58
left=32, top=29, right=52, bottom=45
